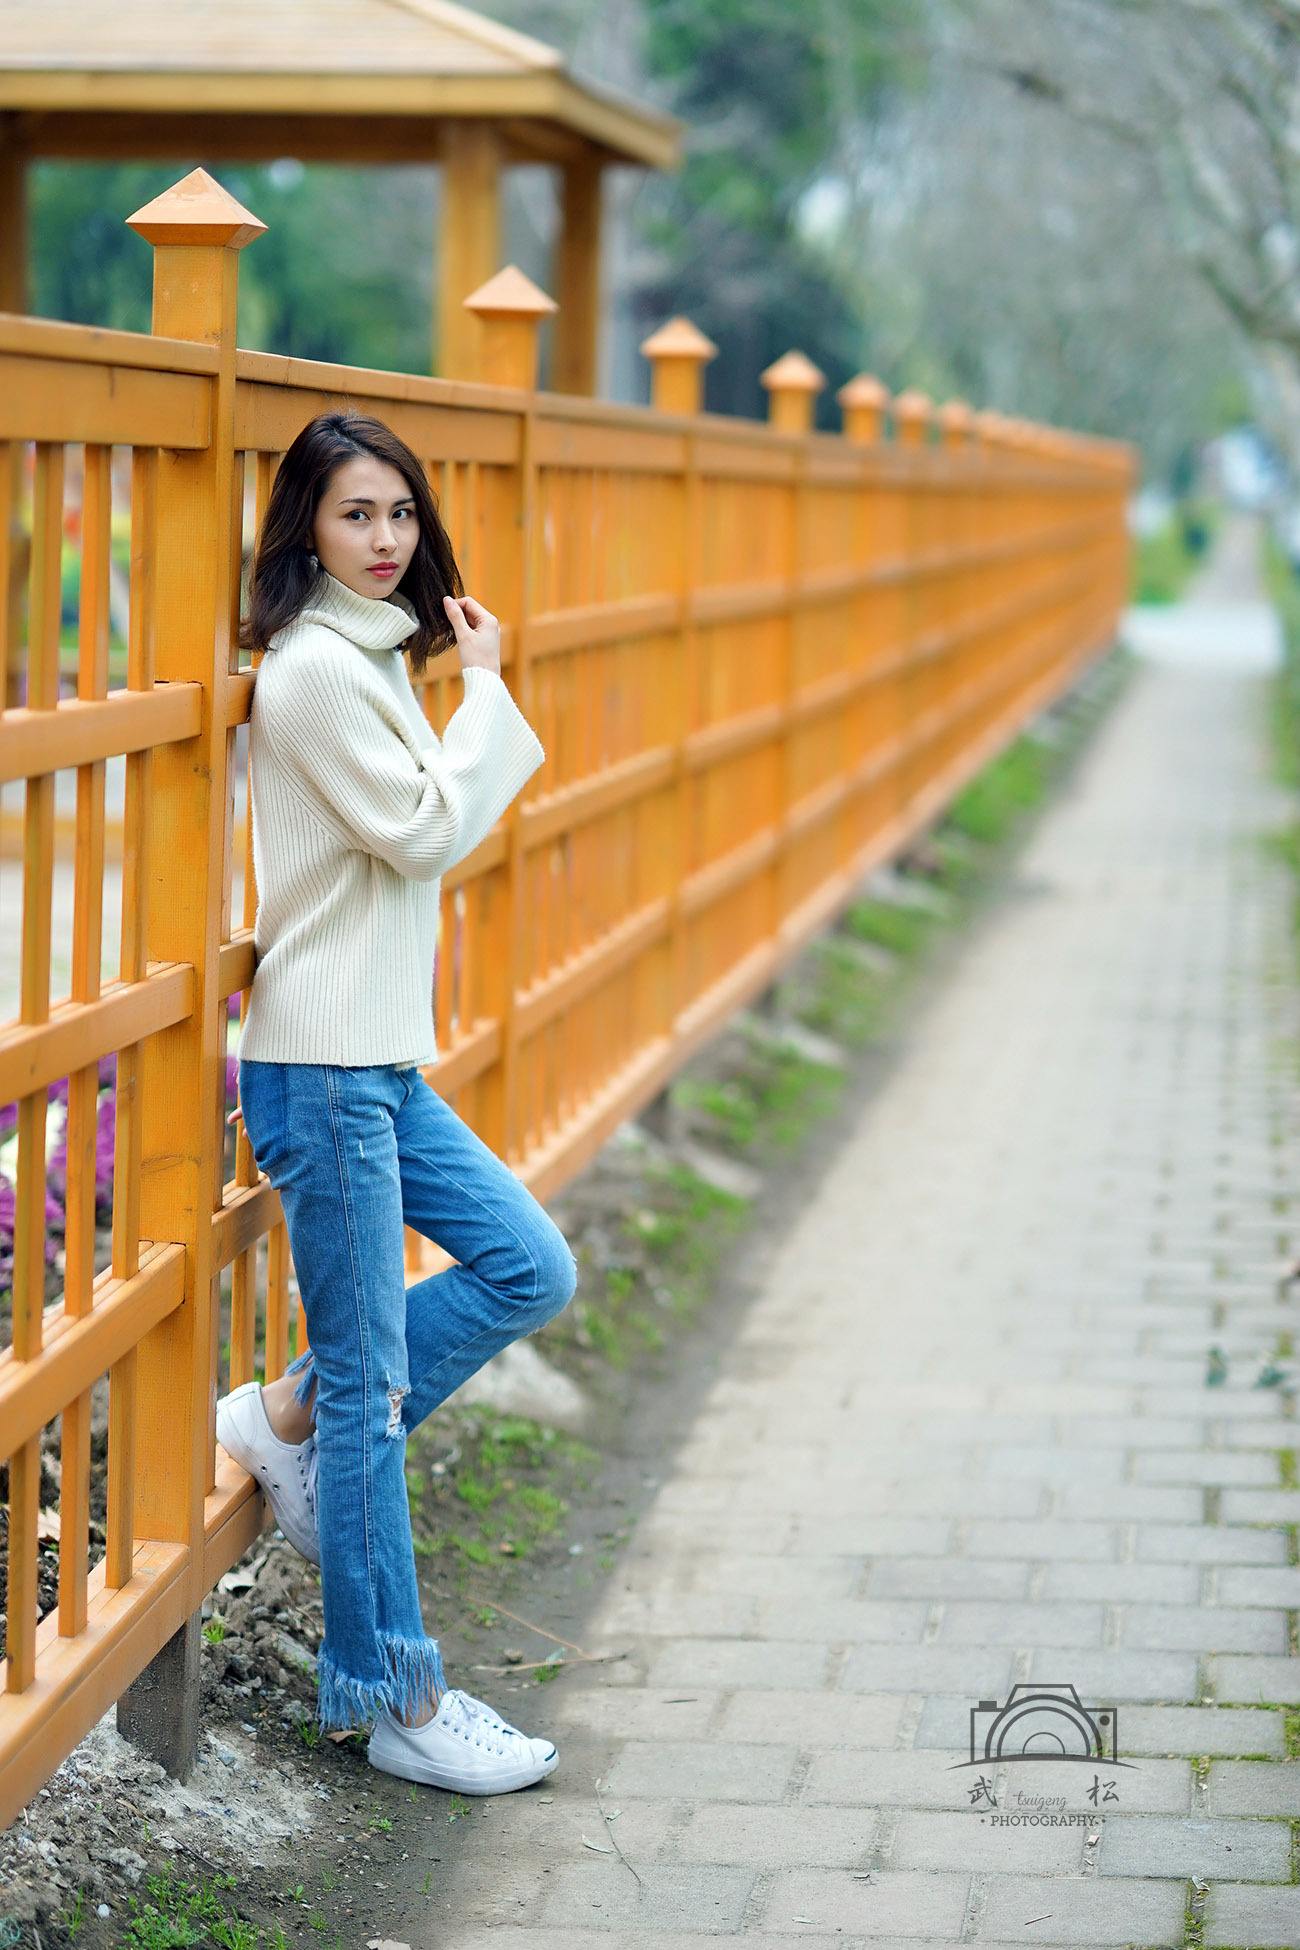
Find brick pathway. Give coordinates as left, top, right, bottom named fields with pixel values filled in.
left=438, top=538, right=1300, bottom=1947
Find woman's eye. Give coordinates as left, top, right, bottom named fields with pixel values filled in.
left=345, top=509, right=367, bottom=521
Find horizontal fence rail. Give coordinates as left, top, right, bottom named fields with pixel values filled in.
left=0, top=172, right=1133, bottom=1823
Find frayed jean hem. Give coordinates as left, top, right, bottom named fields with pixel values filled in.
left=286, top=1347, right=317, bottom=1411
left=316, top=1632, right=447, bottom=1732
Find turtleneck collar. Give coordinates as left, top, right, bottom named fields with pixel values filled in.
left=299, top=571, right=416, bottom=653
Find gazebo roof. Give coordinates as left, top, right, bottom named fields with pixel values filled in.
left=0, top=0, right=681, bottom=168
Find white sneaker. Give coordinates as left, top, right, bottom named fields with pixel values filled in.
left=216, top=1381, right=320, bottom=1565
left=367, top=1687, right=558, bottom=1795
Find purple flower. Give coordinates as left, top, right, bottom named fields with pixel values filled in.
left=96, top=1095, right=115, bottom=1215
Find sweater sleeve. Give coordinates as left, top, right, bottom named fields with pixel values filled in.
left=261, top=640, right=543, bottom=882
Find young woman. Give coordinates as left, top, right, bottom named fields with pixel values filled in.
left=215, top=411, right=576, bottom=1797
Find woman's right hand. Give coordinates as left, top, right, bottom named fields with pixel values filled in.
left=443, top=595, right=501, bottom=676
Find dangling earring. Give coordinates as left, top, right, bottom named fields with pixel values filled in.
left=307, top=549, right=319, bottom=571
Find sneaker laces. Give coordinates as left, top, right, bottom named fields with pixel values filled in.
left=298, top=1438, right=318, bottom=1521
left=441, top=1689, right=527, bottom=1757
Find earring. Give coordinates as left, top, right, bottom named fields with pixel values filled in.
left=308, top=551, right=319, bottom=571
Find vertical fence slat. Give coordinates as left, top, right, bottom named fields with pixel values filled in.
left=57, top=1388, right=91, bottom=1637
left=104, top=1348, right=137, bottom=1590
left=4, top=1435, right=40, bottom=1691
left=111, top=448, right=157, bottom=1290
left=12, top=443, right=61, bottom=1365
left=65, top=442, right=112, bottom=1319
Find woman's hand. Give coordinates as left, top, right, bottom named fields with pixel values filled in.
left=443, top=594, right=501, bottom=676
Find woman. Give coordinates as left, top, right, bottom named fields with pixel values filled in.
left=215, top=411, right=575, bottom=1797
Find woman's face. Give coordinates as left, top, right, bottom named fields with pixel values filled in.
left=312, top=454, right=419, bottom=600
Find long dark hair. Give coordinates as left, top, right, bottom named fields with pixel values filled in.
left=242, top=411, right=462, bottom=674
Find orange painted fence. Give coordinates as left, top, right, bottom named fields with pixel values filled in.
left=0, top=172, right=1133, bottom=1822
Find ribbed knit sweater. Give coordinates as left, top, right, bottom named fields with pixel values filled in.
left=239, top=573, right=544, bottom=1066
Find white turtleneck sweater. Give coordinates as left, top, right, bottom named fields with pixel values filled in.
left=239, top=573, right=544, bottom=1067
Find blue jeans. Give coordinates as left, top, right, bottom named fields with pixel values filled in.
left=237, top=1060, right=576, bottom=1730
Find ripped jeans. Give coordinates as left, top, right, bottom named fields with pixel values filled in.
left=236, top=1060, right=577, bottom=1730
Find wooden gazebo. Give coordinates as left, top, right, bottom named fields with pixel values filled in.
left=0, top=0, right=680, bottom=391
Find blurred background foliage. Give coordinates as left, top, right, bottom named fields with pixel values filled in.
left=27, top=0, right=1263, bottom=483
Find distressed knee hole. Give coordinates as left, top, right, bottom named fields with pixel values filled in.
left=384, top=1374, right=410, bottom=1439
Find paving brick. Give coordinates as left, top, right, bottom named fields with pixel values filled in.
left=1096, top=1812, right=1291, bottom=1879
left=761, top=1867, right=971, bottom=1937
left=865, top=1557, right=1030, bottom=1601
left=1117, top=1705, right=1287, bottom=1757
left=644, top=1640, right=831, bottom=1690
left=602, top=1592, right=761, bottom=1638
left=939, top=1602, right=1104, bottom=1648
left=838, top=1643, right=1016, bottom=1695
left=1219, top=1416, right=1299, bottom=1448
left=1208, top=1653, right=1300, bottom=1705
left=1122, top=1604, right=1290, bottom=1653
left=1024, top=1648, right=1200, bottom=1703
left=602, top=1741, right=796, bottom=1802
left=1208, top=1759, right=1300, bottom=1814
left=1056, top=1484, right=1205, bottom=1522
left=670, top=1802, right=877, bottom=1867
left=715, top=1688, right=906, bottom=1749
left=685, top=1554, right=863, bottom=1599
left=548, top=1688, right=719, bottom=1740
left=1220, top=1488, right=1300, bottom=1524
left=1038, top=1562, right=1200, bottom=1605
left=983, top=1445, right=1127, bottom=1482
left=888, top=1479, right=1044, bottom=1518
left=751, top=1599, right=930, bottom=1644
left=802, top=1747, right=977, bottom=1808
left=1217, top=1564, right=1300, bottom=1607
left=791, top=1517, right=955, bottom=1556
left=978, top=1873, right=1185, bottom=1944
left=1204, top=1882, right=1300, bottom=1947
left=1136, top=1523, right=1290, bottom=1564
left=1063, top=1416, right=1205, bottom=1447
left=536, top=1862, right=756, bottom=1933
left=890, top=1807, right=1085, bottom=1872
left=1134, top=1447, right=1281, bottom=1486
left=963, top=1521, right=1118, bottom=1561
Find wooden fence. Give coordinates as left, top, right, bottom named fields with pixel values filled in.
left=0, top=169, right=1133, bottom=1823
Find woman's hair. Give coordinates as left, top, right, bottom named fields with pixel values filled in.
left=242, top=411, right=462, bottom=673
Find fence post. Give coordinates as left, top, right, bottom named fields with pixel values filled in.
left=837, top=373, right=889, bottom=444
left=640, top=316, right=718, bottom=414
left=893, top=389, right=933, bottom=447
left=463, top=265, right=556, bottom=391
left=114, top=168, right=265, bottom=1779
left=760, top=350, right=826, bottom=434
left=938, top=399, right=974, bottom=447
left=638, top=316, right=715, bottom=1137
left=462, top=267, right=553, bottom=1162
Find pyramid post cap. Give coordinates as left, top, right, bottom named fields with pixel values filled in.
left=760, top=349, right=827, bottom=393
left=127, top=168, right=266, bottom=248
left=893, top=388, right=934, bottom=420
left=837, top=372, right=890, bottom=409
left=463, top=265, right=558, bottom=318
left=639, top=316, right=718, bottom=362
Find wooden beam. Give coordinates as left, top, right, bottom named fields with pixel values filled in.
left=552, top=151, right=602, bottom=395
left=1, top=75, right=682, bottom=173
left=0, top=124, right=26, bottom=314
left=437, top=120, right=502, bottom=380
